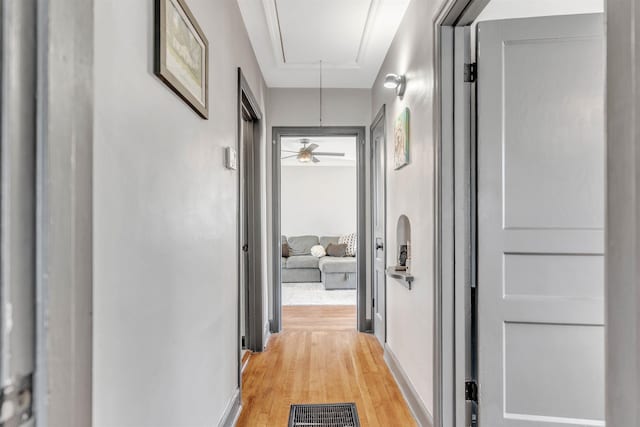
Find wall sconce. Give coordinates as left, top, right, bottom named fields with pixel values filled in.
left=384, top=73, right=406, bottom=97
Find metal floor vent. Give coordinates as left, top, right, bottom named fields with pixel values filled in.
left=288, top=403, right=361, bottom=427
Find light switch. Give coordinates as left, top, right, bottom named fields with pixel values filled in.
left=225, top=147, right=237, bottom=170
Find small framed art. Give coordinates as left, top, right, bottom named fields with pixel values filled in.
left=155, top=0, right=209, bottom=118
left=394, top=107, right=410, bottom=169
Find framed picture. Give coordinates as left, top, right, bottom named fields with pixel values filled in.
left=394, top=108, right=410, bottom=169
left=155, top=0, right=209, bottom=119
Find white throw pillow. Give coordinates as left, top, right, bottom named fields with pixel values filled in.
left=339, top=233, right=357, bottom=257
left=310, top=244, right=326, bottom=258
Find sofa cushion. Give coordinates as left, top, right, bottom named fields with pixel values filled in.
left=319, top=256, right=357, bottom=274
left=339, top=233, right=357, bottom=257
left=326, top=243, right=347, bottom=257
left=287, top=235, right=319, bottom=256
left=320, top=236, right=340, bottom=249
left=286, top=255, right=320, bottom=269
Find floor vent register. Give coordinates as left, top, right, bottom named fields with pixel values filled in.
left=288, top=403, right=361, bottom=427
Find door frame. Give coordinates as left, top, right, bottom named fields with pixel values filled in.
left=271, top=126, right=368, bottom=332
left=370, top=106, right=387, bottom=344
left=237, top=68, right=264, bottom=367
left=433, top=1, right=491, bottom=426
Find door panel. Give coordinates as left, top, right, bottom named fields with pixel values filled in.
left=372, top=110, right=386, bottom=345
left=476, top=14, right=605, bottom=426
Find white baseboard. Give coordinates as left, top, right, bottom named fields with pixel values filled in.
left=384, top=344, right=434, bottom=427
left=218, top=388, right=241, bottom=427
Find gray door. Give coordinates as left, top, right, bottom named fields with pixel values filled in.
left=1, top=1, right=37, bottom=424
left=476, top=14, right=605, bottom=426
left=371, top=109, right=386, bottom=345
left=240, top=112, right=252, bottom=349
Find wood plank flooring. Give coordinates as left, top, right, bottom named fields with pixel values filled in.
left=237, top=305, right=416, bottom=426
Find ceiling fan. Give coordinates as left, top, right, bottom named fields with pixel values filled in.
left=281, top=139, right=345, bottom=164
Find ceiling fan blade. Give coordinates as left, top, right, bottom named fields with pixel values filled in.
left=306, top=143, right=319, bottom=152
left=312, top=157, right=320, bottom=163
left=312, top=152, right=345, bottom=157
left=281, top=154, right=298, bottom=159
left=281, top=150, right=300, bottom=154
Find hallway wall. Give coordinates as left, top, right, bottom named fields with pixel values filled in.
left=93, top=0, right=267, bottom=426
left=370, top=0, right=444, bottom=418
left=281, top=165, right=358, bottom=237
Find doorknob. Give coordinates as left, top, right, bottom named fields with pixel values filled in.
left=376, top=242, right=384, bottom=250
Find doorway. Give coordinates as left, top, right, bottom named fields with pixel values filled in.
left=271, top=127, right=367, bottom=333
left=237, top=69, right=264, bottom=365
left=436, top=1, right=605, bottom=426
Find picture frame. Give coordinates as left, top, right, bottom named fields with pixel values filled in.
left=394, top=107, right=410, bottom=169
left=155, top=0, right=209, bottom=119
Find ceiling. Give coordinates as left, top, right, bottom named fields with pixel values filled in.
left=237, top=0, right=411, bottom=88
left=281, top=136, right=357, bottom=167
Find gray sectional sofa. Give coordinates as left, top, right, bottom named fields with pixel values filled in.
left=282, top=235, right=357, bottom=290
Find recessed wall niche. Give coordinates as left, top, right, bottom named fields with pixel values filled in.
left=386, top=214, right=414, bottom=289
left=396, top=214, right=411, bottom=272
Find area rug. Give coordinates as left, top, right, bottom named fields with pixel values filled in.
left=282, top=282, right=356, bottom=306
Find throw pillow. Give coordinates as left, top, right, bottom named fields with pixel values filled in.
left=339, top=233, right=357, bottom=257
left=310, top=245, right=326, bottom=258
left=282, top=242, right=290, bottom=258
left=326, top=243, right=347, bottom=257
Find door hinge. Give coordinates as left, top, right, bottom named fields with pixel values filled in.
left=372, top=298, right=375, bottom=308
left=464, top=63, right=477, bottom=83
left=0, top=374, right=33, bottom=425
left=465, top=380, right=478, bottom=402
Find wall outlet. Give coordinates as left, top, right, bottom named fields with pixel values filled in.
left=225, top=147, right=237, bottom=170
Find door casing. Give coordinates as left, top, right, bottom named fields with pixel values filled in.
left=370, top=106, right=387, bottom=345
left=237, top=69, right=264, bottom=399
left=271, top=126, right=368, bottom=333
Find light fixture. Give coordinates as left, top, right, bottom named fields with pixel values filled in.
left=384, top=73, right=406, bottom=97
left=297, top=151, right=312, bottom=163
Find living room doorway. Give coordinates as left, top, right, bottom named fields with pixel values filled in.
left=272, top=127, right=367, bottom=333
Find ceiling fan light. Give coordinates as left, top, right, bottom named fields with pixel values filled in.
left=298, top=151, right=312, bottom=163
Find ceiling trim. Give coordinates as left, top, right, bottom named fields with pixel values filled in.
left=262, top=0, right=382, bottom=69
left=355, top=0, right=380, bottom=63
left=262, top=0, right=286, bottom=63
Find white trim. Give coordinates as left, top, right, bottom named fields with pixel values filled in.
left=384, top=344, right=433, bottom=427
left=217, top=388, right=242, bottom=427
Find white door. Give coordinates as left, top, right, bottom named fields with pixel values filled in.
left=372, top=109, right=387, bottom=345
left=476, top=14, right=605, bottom=426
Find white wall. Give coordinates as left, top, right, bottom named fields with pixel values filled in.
left=370, top=0, right=441, bottom=416
left=281, top=166, right=357, bottom=237
left=475, top=0, right=603, bottom=22
left=93, top=0, right=267, bottom=425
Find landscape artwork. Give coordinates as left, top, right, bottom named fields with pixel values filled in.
left=394, top=108, right=410, bottom=169
left=155, top=0, right=209, bottom=118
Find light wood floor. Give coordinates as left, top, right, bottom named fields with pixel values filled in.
left=237, top=305, right=417, bottom=426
